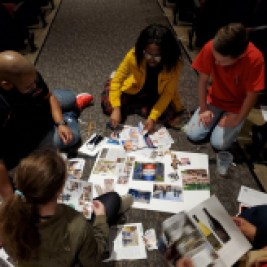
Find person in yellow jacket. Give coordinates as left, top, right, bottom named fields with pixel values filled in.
left=101, top=24, right=185, bottom=132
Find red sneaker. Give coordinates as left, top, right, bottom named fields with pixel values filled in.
left=76, top=93, right=93, bottom=111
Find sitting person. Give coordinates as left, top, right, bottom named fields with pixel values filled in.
left=233, top=205, right=267, bottom=250
left=186, top=23, right=265, bottom=151
left=0, top=51, right=93, bottom=200
left=101, top=24, right=185, bottom=132
left=0, top=149, right=133, bottom=266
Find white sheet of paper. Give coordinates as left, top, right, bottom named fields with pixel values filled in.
left=78, top=135, right=108, bottom=157
left=105, top=223, right=147, bottom=261
left=260, top=105, right=267, bottom=121
left=237, top=185, right=267, bottom=206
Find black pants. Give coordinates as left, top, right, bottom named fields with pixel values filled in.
left=92, top=192, right=121, bottom=226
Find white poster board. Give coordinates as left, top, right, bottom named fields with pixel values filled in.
left=88, top=145, right=210, bottom=214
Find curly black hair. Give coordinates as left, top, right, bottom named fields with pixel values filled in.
left=135, top=24, right=182, bottom=71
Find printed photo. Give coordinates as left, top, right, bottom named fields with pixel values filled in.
left=153, top=184, right=183, bottom=202
left=181, top=169, right=210, bottom=190
left=117, top=175, right=130, bottom=185
left=178, top=157, right=191, bottom=166
left=121, top=225, right=139, bottom=247
left=133, top=162, right=164, bottom=182
left=168, top=172, right=179, bottom=182
left=128, top=188, right=151, bottom=204
left=59, top=179, right=93, bottom=219
left=67, top=158, right=85, bottom=180
left=99, top=148, right=109, bottom=158
left=104, top=178, right=115, bottom=192
left=92, top=160, right=117, bottom=175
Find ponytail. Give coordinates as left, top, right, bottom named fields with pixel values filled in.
left=0, top=149, right=66, bottom=261
left=0, top=191, right=40, bottom=260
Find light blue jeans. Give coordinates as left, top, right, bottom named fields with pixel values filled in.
left=39, top=89, right=80, bottom=150
left=186, top=104, right=244, bottom=150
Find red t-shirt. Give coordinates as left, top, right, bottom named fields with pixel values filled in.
left=192, top=40, right=265, bottom=113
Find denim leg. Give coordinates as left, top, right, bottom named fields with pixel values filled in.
left=52, top=111, right=81, bottom=149
left=210, top=119, right=244, bottom=150
left=186, top=104, right=224, bottom=142
left=52, top=89, right=77, bottom=112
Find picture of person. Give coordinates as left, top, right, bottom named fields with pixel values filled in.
left=128, top=188, right=151, bottom=204
left=178, top=158, right=191, bottom=166
left=80, top=185, right=92, bottom=202
left=67, top=181, right=80, bottom=192
left=153, top=184, right=183, bottom=202
left=133, top=162, right=164, bottom=182
left=121, top=226, right=139, bottom=247
left=104, top=179, right=115, bottom=193
left=67, top=159, right=85, bottom=180
left=117, top=176, right=129, bottom=185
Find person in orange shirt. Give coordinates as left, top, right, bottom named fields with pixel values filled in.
left=186, top=23, right=265, bottom=150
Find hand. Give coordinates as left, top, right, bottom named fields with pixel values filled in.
left=218, top=113, right=240, bottom=128
left=110, top=107, right=121, bottom=128
left=144, top=118, right=155, bottom=133
left=176, top=257, right=194, bottom=267
left=199, top=109, right=214, bottom=127
left=232, top=216, right=256, bottom=241
left=92, top=200, right=106, bottom=216
left=57, top=125, right=73, bottom=145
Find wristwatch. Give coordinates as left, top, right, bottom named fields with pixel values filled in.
left=55, top=120, right=67, bottom=127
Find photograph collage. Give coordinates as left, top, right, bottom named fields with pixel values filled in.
left=88, top=145, right=211, bottom=213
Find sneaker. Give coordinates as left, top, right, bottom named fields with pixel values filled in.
left=76, top=93, right=93, bottom=111
left=118, top=194, right=134, bottom=214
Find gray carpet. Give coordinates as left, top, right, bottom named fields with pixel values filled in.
left=36, top=0, right=262, bottom=266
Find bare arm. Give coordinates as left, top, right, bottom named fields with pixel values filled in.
left=198, top=72, right=209, bottom=112
left=49, top=94, right=73, bottom=144
left=197, top=73, right=214, bottom=127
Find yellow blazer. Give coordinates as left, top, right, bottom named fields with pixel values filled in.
left=109, top=48, right=183, bottom=121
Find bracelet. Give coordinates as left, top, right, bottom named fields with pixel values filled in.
left=55, top=120, right=67, bottom=127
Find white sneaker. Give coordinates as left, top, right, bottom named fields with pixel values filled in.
left=119, top=194, right=134, bottom=214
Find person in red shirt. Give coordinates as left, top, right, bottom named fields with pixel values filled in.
left=186, top=23, right=265, bottom=150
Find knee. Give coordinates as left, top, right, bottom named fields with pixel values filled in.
left=186, top=123, right=206, bottom=142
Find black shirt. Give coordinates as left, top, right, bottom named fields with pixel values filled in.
left=0, top=72, right=54, bottom=169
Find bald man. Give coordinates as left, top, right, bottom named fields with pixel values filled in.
left=0, top=51, right=92, bottom=200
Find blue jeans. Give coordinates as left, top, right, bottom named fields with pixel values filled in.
left=39, top=89, right=80, bottom=150
left=186, top=104, right=244, bottom=150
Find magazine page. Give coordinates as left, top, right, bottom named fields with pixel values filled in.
left=105, top=223, right=147, bottom=261
left=160, top=212, right=225, bottom=267
left=237, top=185, right=267, bottom=207
left=188, top=195, right=252, bottom=266
left=67, top=158, right=86, bottom=180
left=58, top=178, right=93, bottom=219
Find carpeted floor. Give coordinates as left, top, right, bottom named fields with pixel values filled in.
left=35, top=0, right=262, bottom=266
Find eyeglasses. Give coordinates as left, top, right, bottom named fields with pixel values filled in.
left=143, top=50, right=162, bottom=62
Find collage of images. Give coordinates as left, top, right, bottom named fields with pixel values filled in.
left=60, top=125, right=210, bottom=214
